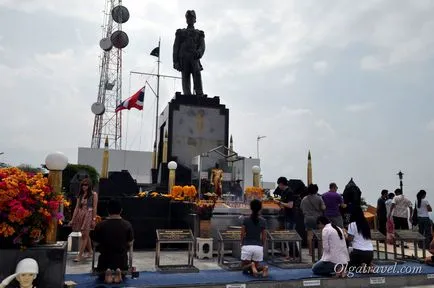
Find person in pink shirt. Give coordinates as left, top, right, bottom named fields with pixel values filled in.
left=312, top=216, right=349, bottom=277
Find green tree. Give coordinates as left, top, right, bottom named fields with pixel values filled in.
left=17, top=164, right=45, bottom=174
left=0, top=162, right=9, bottom=168
left=62, top=164, right=99, bottom=193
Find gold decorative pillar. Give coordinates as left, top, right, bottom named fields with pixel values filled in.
left=45, top=152, right=68, bottom=244
left=162, top=130, right=168, bottom=163
left=101, top=137, right=109, bottom=178
left=252, top=165, right=261, bottom=187
left=168, top=161, right=177, bottom=193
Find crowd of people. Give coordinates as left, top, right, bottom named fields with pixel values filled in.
left=68, top=177, right=434, bottom=282
left=262, top=176, right=434, bottom=277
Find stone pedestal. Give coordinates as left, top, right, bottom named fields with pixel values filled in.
left=156, top=93, right=229, bottom=185
left=0, top=242, right=67, bottom=288
left=196, top=237, right=213, bottom=259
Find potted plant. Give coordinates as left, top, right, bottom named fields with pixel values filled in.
left=195, top=201, right=215, bottom=238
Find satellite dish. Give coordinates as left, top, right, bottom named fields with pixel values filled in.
left=111, top=30, right=129, bottom=49
left=91, top=102, right=105, bottom=115
left=112, top=5, right=130, bottom=24
left=99, top=38, right=113, bottom=51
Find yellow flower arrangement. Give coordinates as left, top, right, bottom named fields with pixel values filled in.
left=244, top=186, right=264, bottom=200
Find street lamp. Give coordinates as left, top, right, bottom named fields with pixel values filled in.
left=168, top=161, right=177, bottom=194
left=397, top=170, right=404, bottom=193
left=44, top=152, right=69, bottom=244
left=252, top=165, right=261, bottom=187
left=256, top=136, right=266, bottom=159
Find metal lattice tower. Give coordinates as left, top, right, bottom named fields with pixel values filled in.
left=91, top=0, right=129, bottom=149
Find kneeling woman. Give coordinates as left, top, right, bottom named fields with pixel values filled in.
left=347, top=207, right=374, bottom=268
left=240, top=199, right=269, bottom=277
left=312, top=216, right=349, bottom=277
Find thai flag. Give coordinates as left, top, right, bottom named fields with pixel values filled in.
left=115, top=86, right=145, bottom=113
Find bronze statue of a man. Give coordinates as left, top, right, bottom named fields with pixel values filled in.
left=173, top=10, right=205, bottom=95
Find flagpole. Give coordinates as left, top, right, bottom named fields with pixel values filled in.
left=153, top=38, right=161, bottom=171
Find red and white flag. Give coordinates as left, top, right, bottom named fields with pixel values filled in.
left=115, top=86, right=145, bottom=113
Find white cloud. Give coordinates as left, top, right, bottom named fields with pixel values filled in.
left=315, top=119, right=335, bottom=134
left=345, top=102, right=375, bottom=112
left=288, top=108, right=312, bottom=116
left=282, top=71, right=296, bottom=85
left=360, top=55, right=385, bottom=70
left=427, top=120, right=434, bottom=131
left=312, top=61, right=328, bottom=74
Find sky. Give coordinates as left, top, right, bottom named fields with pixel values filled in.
left=1, top=0, right=434, bottom=208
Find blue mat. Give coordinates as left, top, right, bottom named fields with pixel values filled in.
left=65, top=263, right=434, bottom=288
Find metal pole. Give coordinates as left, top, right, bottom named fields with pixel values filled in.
left=256, top=137, right=259, bottom=159
left=256, top=136, right=266, bottom=159
left=130, top=71, right=181, bottom=80
left=154, top=38, right=161, bottom=167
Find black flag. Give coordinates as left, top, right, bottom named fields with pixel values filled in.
left=150, top=47, right=159, bottom=57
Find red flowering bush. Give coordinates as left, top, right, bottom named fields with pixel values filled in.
left=0, top=167, right=68, bottom=248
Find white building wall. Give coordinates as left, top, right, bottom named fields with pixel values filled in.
left=77, top=148, right=153, bottom=184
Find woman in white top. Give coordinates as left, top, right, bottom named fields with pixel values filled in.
left=385, top=193, right=395, bottom=217
left=414, top=190, right=432, bottom=248
left=312, top=216, right=349, bottom=277
left=347, top=207, right=374, bottom=268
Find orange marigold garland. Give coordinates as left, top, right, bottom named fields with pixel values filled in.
left=244, top=186, right=264, bottom=200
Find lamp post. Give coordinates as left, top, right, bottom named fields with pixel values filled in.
left=44, top=152, right=68, bottom=244
left=252, top=165, right=261, bottom=187
left=168, top=161, right=177, bottom=194
left=256, top=136, right=266, bottom=159
left=397, top=170, right=404, bottom=193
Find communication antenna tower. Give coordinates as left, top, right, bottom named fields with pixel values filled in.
left=90, top=0, right=130, bottom=149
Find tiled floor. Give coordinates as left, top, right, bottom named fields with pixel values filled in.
left=66, top=248, right=313, bottom=274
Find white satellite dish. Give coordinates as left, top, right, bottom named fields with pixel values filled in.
left=99, top=38, right=113, bottom=51
left=91, top=102, right=105, bottom=115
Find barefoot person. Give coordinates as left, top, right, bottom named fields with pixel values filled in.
left=91, top=199, right=134, bottom=284
left=312, top=216, right=349, bottom=277
left=347, top=207, right=374, bottom=268
left=240, top=199, right=269, bottom=277
left=70, top=178, right=98, bottom=262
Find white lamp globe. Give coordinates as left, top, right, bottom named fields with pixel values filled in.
left=168, top=161, right=177, bottom=170
left=252, top=165, right=261, bottom=174
left=45, top=152, right=68, bottom=171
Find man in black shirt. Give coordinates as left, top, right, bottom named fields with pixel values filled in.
left=377, top=190, right=388, bottom=236
left=274, top=177, right=295, bottom=230
left=91, top=199, right=134, bottom=284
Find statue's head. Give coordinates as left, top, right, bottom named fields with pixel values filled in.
left=0, top=258, right=39, bottom=288
left=185, top=10, right=196, bottom=25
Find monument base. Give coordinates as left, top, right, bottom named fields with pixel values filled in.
left=156, top=92, right=229, bottom=186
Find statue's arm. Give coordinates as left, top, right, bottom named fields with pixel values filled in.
left=173, top=29, right=181, bottom=67
left=197, top=30, right=205, bottom=59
